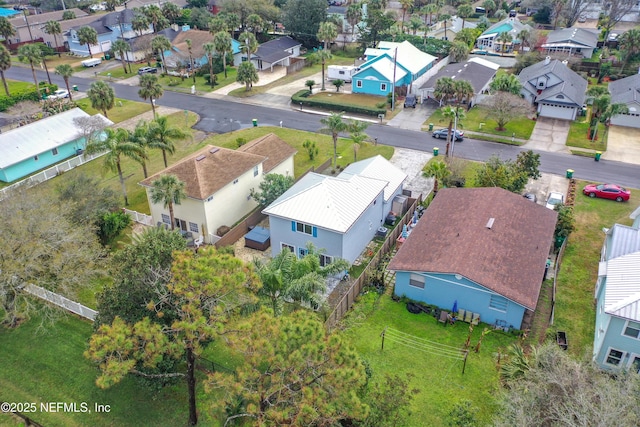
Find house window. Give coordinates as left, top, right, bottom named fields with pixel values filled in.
left=161, top=214, right=170, bottom=224
left=34, top=155, right=39, bottom=161
left=623, top=321, right=640, bottom=339
left=293, top=221, right=316, bottom=237
left=254, top=166, right=259, bottom=177
left=319, top=254, right=333, bottom=267
left=281, top=243, right=294, bottom=253
left=298, top=247, right=308, bottom=258
left=380, top=83, right=387, bottom=92
left=233, top=178, right=239, bottom=184
left=409, top=273, right=425, bottom=289
left=606, top=348, right=624, bottom=366
left=489, top=295, right=508, bottom=312
left=189, top=222, right=198, bottom=233
left=356, top=80, right=362, bottom=88
left=52, top=148, right=58, bottom=155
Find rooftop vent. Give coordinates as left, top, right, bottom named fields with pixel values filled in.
left=544, top=56, right=551, bottom=65
left=209, top=148, right=220, bottom=154
left=486, top=218, right=495, bottom=229
left=196, top=155, right=206, bottom=161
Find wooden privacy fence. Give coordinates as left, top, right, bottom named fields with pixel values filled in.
left=325, top=195, right=422, bottom=331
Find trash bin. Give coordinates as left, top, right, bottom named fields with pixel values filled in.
left=72, top=85, right=78, bottom=91
left=428, top=123, right=434, bottom=131
left=566, top=169, right=574, bottom=179
left=433, top=147, right=439, bottom=156
left=105, top=54, right=110, bottom=60
left=595, top=151, right=602, bottom=161
left=252, top=118, right=258, bottom=127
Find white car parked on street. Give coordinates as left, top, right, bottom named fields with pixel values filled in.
left=48, top=89, right=69, bottom=100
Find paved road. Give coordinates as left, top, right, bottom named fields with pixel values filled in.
left=8, top=67, right=640, bottom=189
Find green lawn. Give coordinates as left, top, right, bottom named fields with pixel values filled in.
left=566, top=112, right=607, bottom=152
left=426, top=105, right=536, bottom=140
left=75, top=98, right=152, bottom=124
left=307, top=91, right=385, bottom=108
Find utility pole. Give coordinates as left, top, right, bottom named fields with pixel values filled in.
left=391, top=47, right=397, bottom=111
left=23, top=10, right=33, bottom=42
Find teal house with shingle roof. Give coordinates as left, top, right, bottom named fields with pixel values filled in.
left=475, top=17, right=532, bottom=53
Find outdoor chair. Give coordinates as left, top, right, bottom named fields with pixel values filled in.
left=464, top=311, right=473, bottom=323
left=193, top=235, right=204, bottom=249
left=438, top=310, right=449, bottom=326
left=471, top=313, right=480, bottom=325
left=457, top=309, right=466, bottom=321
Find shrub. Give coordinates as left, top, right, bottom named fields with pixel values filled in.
left=302, top=139, right=318, bottom=160
left=236, top=137, right=247, bottom=147
left=291, top=90, right=387, bottom=117
left=97, top=211, right=131, bottom=245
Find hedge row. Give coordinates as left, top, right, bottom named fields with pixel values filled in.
left=291, top=90, right=387, bottom=117
left=0, top=83, right=58, bottom=112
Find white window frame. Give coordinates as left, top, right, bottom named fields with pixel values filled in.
left=489, top=295, right=508, bottom=312
left=253, top=166, right=259, bottom=177
left=628, top=353, right=640, bottom=373
left=622, top=320, right=640, bottom=339
left=380, top=83, right=387, bottom=92
left=161, top=214, right=171, bottom=224
left=281, top=243, right=294, bottom=253
left=298, top=247, right=308, bottom=258
left=605, top=347, right=624, bottom=366
left=356, top=80, right=362, bottom=88
left=409, top=273, right=425, bottom=289
left=296, top=222, right=313, bottom=235
left=189, top=222, right=199, bottom=233
left=319, top=254, right=333, bottom=267
left=52, top=147, right=58, bottom=155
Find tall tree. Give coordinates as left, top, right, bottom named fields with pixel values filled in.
left=449, top=41, right=469, bottom=63
left=77, top=26, right=98, bottom=57
left=132, top=13, right=150, bottom=36
left=408, top=14, right=423, bottom=35
left=150, top=175, right=186, bottom=230
left=441, top=105, right=465, bottom=157
left=433, top=76, right=456, bottom=105
left=516, top=29, right=530, bottom=53
left=87, top=80, right=115, bottom=117
left=207, top=311, right=369, bottom=425
left=148, top=115, right=188, bottom=168
left=490, top=73, right=523, bottom=95
left=0, top=16, right=15, bottom=42
left=482, top=0, right=495, bottom=17
left=203, top=41, right=216, bottom=88
left=399, top=0, right=415, bottom=32
left=143, top=4, right=169, bottom=33
left=0, top=44, right=11, bottom=96
left=496, top=31, right=513, bottom=56
left=212, top=31, right=232, bottom=79
left=220, top=11, right=240, bottom=38
left=162, top=2, right=182, bottom=24
left=346, top=2, right=363, bottom=40
left=457, top=4, right=473, bottom=29
left=348, top=119, right=369, bottom=161
left=85, top=248, right=260, bottom=427
left=138, top=73, right=163, bottom=117
left=246, top=13, right=263, bottom=36
left=317, top=21, right=338, bottom=52
left=17, top=44, right=43, bottom=97
left=422, top=160, right=451, bottom=194
left=130, top=120, right=151, bottom=178
left=236, top=61, right=259, bottom=91
left=112, top=39, right=132, bottom=74
left=54, top=64, right=74, bottom=102
left=319, top=112, right=348, bottom=166
left=85, top=127, right=145, bottom=206
left=208, top=16, right=227, bottom=34
left=44, top=21, right=62, bottom=57
left=151, top=35, right=171, bottom=74
left=239, top=30, right=258, bottom=57
left=617, top=28, right=640, bottom=73
left=597, top=0, right=636, bottom=40
left=249, top=173, right=295, bottom=207
left=485, top=92, right=533, bottom=131
left=282, top=0, right=327, bottom=46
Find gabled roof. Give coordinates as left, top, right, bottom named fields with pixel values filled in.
left=479, top=17, right=532, bottom=39
left=171, top=29, right=215, bottom=59
left=9, top=8, right=88, bottom=28
left=543, top=27, right=598, bottom=48
left=130, top=27, right=180, bottom=51
left=139, top=145, right=265, bottom=200
left=419, top=57, right=499, bottom=93
left=255, top=36, right=301, bottom=64
left=237, top=133, right=297, bottom=174
left=606, top=223, right=640, bottom=260
left=262, top=172, right=387, bottom=234
left=355, top=55, right=408, bottom=82
left=70, top=9, right=135, bottom=34
left=387, top=187, right=558, bottom=309
left=339, top=155, right=407, bottom=202
left=609, top=74, right=640, bottom=105
left=519, top=58, right=587, bottom=106
left=376, top=40, right=436, bottom=75
left=603, top=252, right=640, bottom=322
left=0, top=109, right=112, bottom=169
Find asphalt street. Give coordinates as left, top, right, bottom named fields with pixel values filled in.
left=8, top=67, right=640, bottom=189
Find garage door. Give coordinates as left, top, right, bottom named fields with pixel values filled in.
left=611, top=112, right=640, bottom=128
left=539, top=104, right=575, bottom=120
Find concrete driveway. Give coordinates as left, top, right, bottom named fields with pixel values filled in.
left=524, top=173, right=570, bottom=207
left=522, top=117, right=571, bottom=153
left=603, top=126, right=640, bottom=163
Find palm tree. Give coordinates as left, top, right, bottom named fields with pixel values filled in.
left=54, top=64, right=74, bottom=101
left=316, top=49, right=332, bottom=91
left=422, top=3, right=439, bottom=27
left=212, top=31, right=232, bottom=79
left=85, top=127, right=145, bottom=206
left=112, top=39, right=131, bottom=74
left=617, top=29, right=640, bottom=73
left=482, top=0, right=495, bottom=17
left=246, top=13, right=263, bottom=37
left=148, top=115, right=188, bottom=168
left=319, top=112, right=348, bottom=167
left=408, top=14, right=423, bottom=35
left=496, top=31, right=513, bottom=56
left=130, top=120, right=150, bottom=178
left=138, top=73, right=163, bottom=117
left=132, top=14, right=149, bottom=37
left=449, top=41, right=470, bottom=63
left=0, top=16, right=15, bottom=42
left=17, top=44, right=42, bottom=96
left=346, top=3, right=362, bottom=40
left=433, top=76, right=456, bottom=106
left=151, top=35, right=171, bottom=74
left=239, top=31, right=258, bottom=58
left=143, top=4, right=167, bottom=33
left=422, top=159, right=451, bottom=194
left=150, top=174, right=186, bottom=231
left=601, top=103, right=629, bottom=139
left=399, top=0, right=414, bottom=32
left=44, top=21, right=62, bottom=57
left=453, top=79, right=474, bottom=107
left=348, top=119, right=369, bottom=162
left=222, top=12, right=240, bottom=38
left=185, top=38, right=195, bottom=84
left=489, top=73, right=522, bottom=95
left=317, top=21, right=338, bottom=52
left=457, top=4, right=473, bottom=29
left=87, top=81, right=115, bottom=117
left=161, top=2, right=182, bottom=25
left=441, top=105, right=466, bottom=157
left=0, top=44, right=11, bottom=96
left=77, top=26, right=98, bottom=57
left=439, top=13, right=452, bottom=40
left=517, top=29, right=530, bottom=53
left=203, top=42, right=216, bottom=88
left=209, top=17, right=227, bottom=35
left=236, top=61, right=259, bottom=91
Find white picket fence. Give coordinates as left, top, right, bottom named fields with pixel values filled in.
left=23, top=284, right=98, bottom=321
left=0, top=151, right=107, bottom=199
left=123, top=208, right=154, bottom=226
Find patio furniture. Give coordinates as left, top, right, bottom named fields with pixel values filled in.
left=471, top=313, right=480, bottom=325
left=464, top=311, right=473, bottom=323
left=438, top=310, right=449, bottom=326
left=244, top=226, right=270, bottom=251
left=457, top=309, right=466, bottom=321
left=193, top=235, right=204, bottom=249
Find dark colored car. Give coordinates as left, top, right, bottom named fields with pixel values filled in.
left=583, top=183, right=631, bottom=202
left=138, top=66, right=158, bottom=75
left=404, top=94, right=417, bottom=108
left=432, top=129, right=464, bottom=141
left=523, top=193, right=537, bottom=203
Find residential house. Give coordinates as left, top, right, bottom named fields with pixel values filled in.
left=541, top=27, right=598, bottom=59
left=352, top=40, right=437, bottom=96
left=122, top=0, right=188, bottom=9
left=249, top=36, right=302, bottom=72
left=126, top=27, right=180, bottom=63
left=263, top=156, right=406, bottom=264
left=593, top=221, right=640, bottom=373
left=419, top=57, right=500, bottom=106
left=475, top=17, right=532, bottom=53
left=139, top=134, right=296, bottom=243
left=427, top=16, right=477, bottom=41
left=388, top=187, right=557, bottom=330
left=518, top=57, right=588, bottom=120
left=162, top=27, right=243, bottom=69
left=608, top=74, right=640, bottom=128
left=0, top=108, right=112, bottom=183
left=7, top=8, right=88, bottom=47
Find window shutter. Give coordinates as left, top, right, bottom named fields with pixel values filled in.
left=291, top=221, right=296, bottom=231
left=312, top=227, right=317, bottom=238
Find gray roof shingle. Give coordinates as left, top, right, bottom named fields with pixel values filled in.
left=609, top=74, right=640, bottom=105
left=519, top=59, right=588, bottom=107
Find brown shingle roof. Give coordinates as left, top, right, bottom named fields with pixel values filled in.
left=139, top=145, right=265, bottom=200
left=10, top=8, right=88, bottom=28
left=387, top=187, right=558, bottom=309
left=237, top=133, right=297, bottom=173
left=171, top=30, right=215, bottom=59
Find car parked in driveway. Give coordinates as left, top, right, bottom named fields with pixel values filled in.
left=404, top=94, right=417, bottom=108
left=48, top=89, right=69, bottom=99
left=432, top=129, right=464, bottom=141
left=583, top=183, right=630, bottom=202
left=138, top=66, right=158, bottom=75
left=545, top=191, right=564, bottom=209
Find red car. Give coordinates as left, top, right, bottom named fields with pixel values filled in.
left=582, top=183, right=631, bottom=202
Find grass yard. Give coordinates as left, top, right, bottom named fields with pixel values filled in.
left=341, top=293, right=517, bottom=425
left=75, top=97, right=152, bottom=124
left=308, top=91, right=385, bottom=109
left=566, top=112, right=607, bottom=152
left=426, top=105, right=536, bottom=140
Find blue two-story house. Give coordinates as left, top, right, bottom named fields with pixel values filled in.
left=593, top=219, right=640, bottom=373
left=389, top=187, right=557, bottom=330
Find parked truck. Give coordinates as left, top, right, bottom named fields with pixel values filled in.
left=327, top=65, right=358, bottom=82
left=81, top=58, right=102, bottom=67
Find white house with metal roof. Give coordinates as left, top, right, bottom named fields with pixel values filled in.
left=608, top=74, right=640, bottom=128
left=593, top=222, right=640, bottom=372
left=541, top=27, right=598, bottom=59
left=0, top=108, right=112, bottom=183
left=263, top=156, right=406, bottom=264
left=475, top=17, right=532, bottom=53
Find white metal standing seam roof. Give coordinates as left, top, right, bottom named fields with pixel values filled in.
left=366, top=57, right=408, bottom=83
left=606, top=224, right=640, bottom=260
left=604, top=252, right=640, bottom=322
left=0, top=108, right=97, bottom=169
left=377, top=40, right=436, bottom=75
left=339, top=155, right=407, bottom=202
left=262, top=172, right=387, bottom=234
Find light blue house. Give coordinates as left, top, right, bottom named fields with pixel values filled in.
left=263, top=156, right=406, bottom=265
left=593, top=220, right=640, bottom=373
left=352, top=40, right=436, bottom=96
left=0, top=109, right=112, bottom=183
left=388, top=187, right=557, bottom=330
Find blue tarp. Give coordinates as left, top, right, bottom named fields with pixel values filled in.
left=245, top=226, right=270, bottom=244
left=0, top=8, right=20, bottom=17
